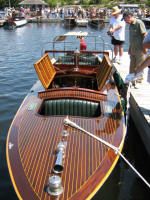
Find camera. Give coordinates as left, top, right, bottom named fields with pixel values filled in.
left=107, top=31, right=113, bottom=36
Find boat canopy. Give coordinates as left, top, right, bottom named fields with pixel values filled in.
left=54, top=31, right=88, bottom=42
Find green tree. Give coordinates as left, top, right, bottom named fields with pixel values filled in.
left=65, top=0, right=74, bottom=5
left=0, top=0, right=6, bottom=8
left=0, top=0, right=22, bottom=8
left=146, top=0, right=150, bottom=6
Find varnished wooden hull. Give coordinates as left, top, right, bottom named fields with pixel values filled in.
left=7, top=85, right=126, bottom=200
left=7, top=36, right=126, bottom=199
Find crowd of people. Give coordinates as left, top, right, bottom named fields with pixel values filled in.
left=3, top=6, right=108, bottom=19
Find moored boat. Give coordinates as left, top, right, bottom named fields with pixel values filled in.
left=142, top=17, right=150, bottom=27
left=75, top=18, right=88, bottom=27
left=89, top=17, right=104, bottom=28
left=0, top=10, right=6, bottom=27
left=0, top=19, right=5, bottom=27
left=64, top=16, right=76, bottom=26
left=4, top=16, right=27, bottom=30
left=6, top=32, right=126, bottom=200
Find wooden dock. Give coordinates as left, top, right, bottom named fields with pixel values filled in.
left=27, top=17, right=63, bottom=23
left=113, top=52, right=150, bottom=156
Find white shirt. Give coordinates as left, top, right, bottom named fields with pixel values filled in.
left=109, top=14, right=125, bottom=41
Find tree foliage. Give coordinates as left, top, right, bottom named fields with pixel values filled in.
left=0, top=0, right=7, bottom=8
left=0, top=0, right=22, bottom=8
left=147, top=0, right=150, bottom=6
left=0, top=0, right=150, bottom=8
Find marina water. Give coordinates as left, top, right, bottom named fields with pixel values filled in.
left=0, top=23, right=149, bottom=199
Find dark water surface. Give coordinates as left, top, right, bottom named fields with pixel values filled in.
left=0, top=23, right=149, bottom=199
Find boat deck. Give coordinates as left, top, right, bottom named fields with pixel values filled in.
left=113, top=52, right=150, bottom=155
left=7, top=88, right=125, bottom=200
left=6, top=34, right=126, bottom=200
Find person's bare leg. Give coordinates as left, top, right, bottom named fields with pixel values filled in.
left=114, top=45, right=118, bottom=58
left=119, top=45, right=123, bottom=57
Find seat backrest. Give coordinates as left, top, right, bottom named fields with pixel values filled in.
left=34, top=54, right=56, bottom=89
left=97, top=54, right=112, bottom=91
left=40, top=99, right=101, bottom=117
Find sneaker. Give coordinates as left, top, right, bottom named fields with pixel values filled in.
left=134, top=82, right=141, bottom=89
left=119, top=58, right=123, bottom=64
left=116, top=58, right=121, bottom=64
left=112, top=57, right=117, bottom=63
left=112, top=57, right=121, bottom=64
left=130, top=81, right=140, bottom=89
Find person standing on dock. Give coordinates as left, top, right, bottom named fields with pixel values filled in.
left=123, top=11, right=147, bottom=82
left=108, top=6, right=125, bottom=63
left=133, top=30, right=150, bottom=74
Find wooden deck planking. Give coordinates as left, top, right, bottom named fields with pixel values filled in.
left=112, top=52, right=150, bottom=155
left=7, top=89, right=125, bottom=200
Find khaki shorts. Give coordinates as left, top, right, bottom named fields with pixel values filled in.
left=130, top=53, right=145, bottom=73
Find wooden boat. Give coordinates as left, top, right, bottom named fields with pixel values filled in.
left=6, top=32, right=126, bottom=200
left=4, top=17, right=27, bottom=30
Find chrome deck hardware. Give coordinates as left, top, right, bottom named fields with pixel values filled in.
left=62, top=129, right=69, bottom=137
left=53, top=141, right=67, bottom=174
left=47, top=175, right=63, bottom=196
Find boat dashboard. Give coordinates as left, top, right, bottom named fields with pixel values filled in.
left=50, top=74, right=98, bottom=90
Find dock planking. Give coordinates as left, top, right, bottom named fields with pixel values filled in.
left=113, top=52, right=150, bottom=155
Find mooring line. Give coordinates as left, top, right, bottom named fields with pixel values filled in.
left=64, top=118, right=150, bottom=189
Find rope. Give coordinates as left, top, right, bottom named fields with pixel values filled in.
left=64, top=118, right=150, bottom=189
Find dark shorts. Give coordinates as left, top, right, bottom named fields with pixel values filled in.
left=111, top=37, right=124, bottom=45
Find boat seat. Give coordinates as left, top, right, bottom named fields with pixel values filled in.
left=79, top=54, right=100, bottom=65
left=41, top=99, right=101, bottom=117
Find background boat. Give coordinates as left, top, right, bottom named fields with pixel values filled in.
left=0, top=10, right=6, bottom=27
left=75, top=18, right=88, bottom=27
left=3, top=16, right=27, bottom=29
left=89, top=17, right=105, bottom=28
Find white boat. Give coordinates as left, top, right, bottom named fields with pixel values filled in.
left=14, top=17, right=27, bottom=27
left=4, top=17, right=27, bottom=29
left=0, top=10, right=6, bottom=27
left=75, top=18, right=88, bottom=27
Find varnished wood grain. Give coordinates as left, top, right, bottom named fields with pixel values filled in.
left=7, top=89, right=125, bottom=200
left=6, top=48, right=126, bottom=200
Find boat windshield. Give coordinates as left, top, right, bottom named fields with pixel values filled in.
left=42, top=32, right=112, bottom=54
